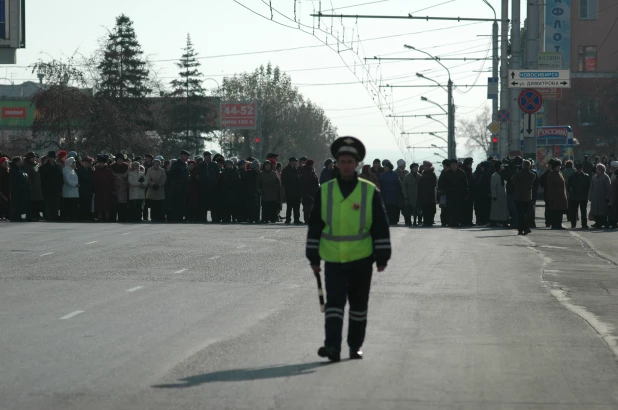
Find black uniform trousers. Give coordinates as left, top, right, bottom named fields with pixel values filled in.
left=324, top=256, right=373, bottom=352
left=568, top=200, right=588, bottom=228
left=285, top=195, right=301, bottom=223
left=515, top=200, right=530, bottom=233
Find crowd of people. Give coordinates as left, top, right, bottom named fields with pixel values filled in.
left=1, top=148, right=617, bottom=233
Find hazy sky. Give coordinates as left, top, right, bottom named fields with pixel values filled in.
left=8, top=0, right=520, bottom=163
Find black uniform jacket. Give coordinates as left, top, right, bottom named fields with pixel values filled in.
left=306, top=174, right=392, bottom=267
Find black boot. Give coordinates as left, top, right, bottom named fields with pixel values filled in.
left=318, top=346, right=341, bottom=362
left=349, top=348, right=363, bottom=360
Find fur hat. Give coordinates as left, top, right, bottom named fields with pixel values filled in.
left=306, top=159, right=315, bottom=167
left=57, top=150, right=68, bottom=160
left=68, top=151, right=77, bottom=158
left=251, top=159, right=260, bottom=169
left=65, top=157, right=76, bottom=167
left=397, top=159, right=406, bottom=167
left=323, top=158, right=333, bottom=167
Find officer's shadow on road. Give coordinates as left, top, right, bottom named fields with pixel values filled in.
left=152, top=362, right=329, bottom=389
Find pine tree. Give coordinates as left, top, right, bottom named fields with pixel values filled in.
left=169, top=34, right=209, bottom=153
left=97, top=14, right=151, bottom=100
left=170, top=34, right=205, bottom=99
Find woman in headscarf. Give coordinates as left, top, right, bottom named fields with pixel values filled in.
left=589, top=163, right=611, bottom=228
left=146, top=158, right=167, bottom=222
left=61, top=157, right=79, bottom=221
left=256, top=160, right=281, bottom=223
left=546, top=159, right=568, bottom=229
left=93, top=155, right=115, bottom=222
left=418, top=161, right=437, bottom=226
left=359, top=164, right=379, bottom=186
left=490, top=161, right=509, bottom=227
left=128, top=161, right=147, bottom=222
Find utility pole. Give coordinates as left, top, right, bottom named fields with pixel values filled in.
left=523, top=0, right=539, bottom=157
left=447, top=78, right=455, bottom=159
left=509, top=0, right=522, bottom=155
left=492, top=18, right=499, bottom=152
left=499, top=0, right=509, bottom=158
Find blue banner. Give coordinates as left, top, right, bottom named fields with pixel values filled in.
left=545, top=0, right=571, bottom=69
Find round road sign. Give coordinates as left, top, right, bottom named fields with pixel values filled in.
left=518, top=89, right=543, bottom=114
left=497, top=108, right=511, bottom=123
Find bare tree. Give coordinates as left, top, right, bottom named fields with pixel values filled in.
left=457, top=106, right=492, bottom=158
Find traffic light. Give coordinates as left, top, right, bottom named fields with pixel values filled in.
left=492, top=136, right=498, bottom=144
left=491, top=135, right=498, bottom=153
left=255, top=137, right=261, bottom=143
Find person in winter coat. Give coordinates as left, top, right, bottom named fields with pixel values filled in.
left=402, top=163, right=422, bottom=226
left=281, top=157, right=302, bottom=224
left=461, top=157, right=475, bottom=226
left=545, top=159, right=568, bottom=229
left=476, top=161, right=493, bottom=226
left=395, top=159, right=409, bottom=182
left=93, top=156, right=115, bottom=221
left=561, top=160, right=576, bottom=223
left=217, top=160, right=241, bottom=223
left=22, top=152, right=43, bottom=221
left=320, top=158, right=335, bottom=185
left=609, top=168, right=618, bottom=229
left=146, top=158, right=167, bottom=222
left=77, top=157, right=94, bottom=220
left=511, top=160, right=538, bottom=235
left=566, top=162, right=590, bottom=228
left=490, top=161, right=509, bottom=226
left=0, top=157, right=9, bottom=220
left=242, top=160, right=261, bottom=223
left=442, top=159, right=469, bottom=228
left=168, top=150, right=191, bottom=222
left=589, top=163, right=611, bottom=228
left=379, top=161, right=402, bottom=225
left=359, top=165, right=379, bottom=186
left=39, top=151, right=64, bottom=221
left=9, top=156, right=29, bottom=222
left=371, top=159, right=384, bottom=181
left=110, top=153, right=130, bottom=222
left=61, top=157, right=80, bottom=221
left=198, top=151, right=220, bottom=222
left=186, top=160, right=201, bottom=222
left=299, top=159, right=319, bottom=224
left=418, top=162, right=437, bottom=226
left=128, top=161, right=147, bottom=222
left=256, top=160, right=281, bottom=223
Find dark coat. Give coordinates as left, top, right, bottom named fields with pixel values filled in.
left=76, top=165, right=94, bottom=198
left=379, top=170, right=402, bottom=206
left=281, top=164, right=302, bottom=198
left=197, top=161, right=220, bottom=210
left=9, top=166, right=29, bottom=217
left=463, top=166, right=475, bottom=199
left=169, top=159, right=190, bottom=196
left=39, top=161, right=63, bottom=198
left=241, top=168, right=259, bottom=197
left=511, top=169, right=538, bottom=202
left=477, top=163, right=493, bottom=200
left=256, top=169, right=281, bottom=202
left=93, top=164, right=115, bottom=213
left=300, top=165, right=319, bottom=201
left=319, top=167, right=334, bottom=185
left=442, top=168, right=468, bottom=198
left=567, top=172, right=590, bottom=202
left=546, top=170, right=568, bottom=211
left=187, top=167, right=200, bottom=210
left=418, top=167, right=437, bottom=206
left=218, top=168, right=241, bottom=206
left=0, top=166, right=9, bottom=215
left=22, top=161, right=43, bottom=201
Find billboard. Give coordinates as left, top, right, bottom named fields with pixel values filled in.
left=221, top=102, right=257, bottom=130
left=545, top=0, right=571, bottom=69
left=0, top=100, right=34, bottom=127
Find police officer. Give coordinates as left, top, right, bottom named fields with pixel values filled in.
left=306, top=136, right=392, bottom=362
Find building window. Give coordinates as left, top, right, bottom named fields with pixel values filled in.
left=578, top=46, right=597, bottom=72
left=0, top=0, right=6, bottom=40
left=578, top=98, right=599, bottom=126
left=580, top=0, right=598, bottom=19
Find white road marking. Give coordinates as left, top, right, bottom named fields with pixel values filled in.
left=122, top=232, right=133, bottom=235
left=60, top=311, right=84, bottom=320
left=126, top=286, right=144, bottom=293
left=258, top=236, right=265, bottom=239
left=85, top=241, right=98, bottom=245
left=236, top=245, right=246, bottom=249
left=39, top=252, right=54, bottom=257
left=209, top=256, right=220, bottom=260
left=174, top=268, right=188, bottom=274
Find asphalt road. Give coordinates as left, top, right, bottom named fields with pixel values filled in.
left=2, top=215, right=618, bottom=410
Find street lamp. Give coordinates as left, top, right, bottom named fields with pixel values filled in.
left=405, top=44, right=455, bottom=159
left=421, top=96, right=448, bottom=115
left=416, top=73, right=447, bottom=93
left=426, top=115, right=448, bottom=130
left=431, top=144, right=447, bottom=154
left=434, top=152, right=446, bottom=160
left=429, top=132, right=449, bottom=145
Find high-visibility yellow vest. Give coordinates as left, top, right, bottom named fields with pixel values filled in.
left=319, top=178, right=375, bottom=263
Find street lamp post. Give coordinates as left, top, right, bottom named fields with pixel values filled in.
left=420, top=95, right=447, bottom=115
left=431, top=144, right=447, bottom=154
left=405, top=45, right=455, bottom=159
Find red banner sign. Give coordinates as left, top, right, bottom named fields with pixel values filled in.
left=221, top=102, right=257, bottom=129
left=2, top=107, right=26, bottom=118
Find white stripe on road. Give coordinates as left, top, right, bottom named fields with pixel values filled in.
left=39, top=252, right=54, bottom=257
left=236, top=245, right=246, bottom=249
left=208, top=256, right=220, bottom=260
left=60, top=311, right=84, bottom=320
left=122, top=232, right=133, bottom=235
left=126, top=286, right=144, bottom=293
left=174, top=268, right=188, bottom=274
left=85, top=241, right=98, bottom=245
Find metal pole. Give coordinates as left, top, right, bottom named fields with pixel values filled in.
left=523, top=0, right=539, bottom=156
left=447, top=79, right=455, bottom=159
left=499, top=0, right=509, bottom=158
left=509, top=0, right=521, bottom=155
left=492, top=20, right=499, bottom=152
